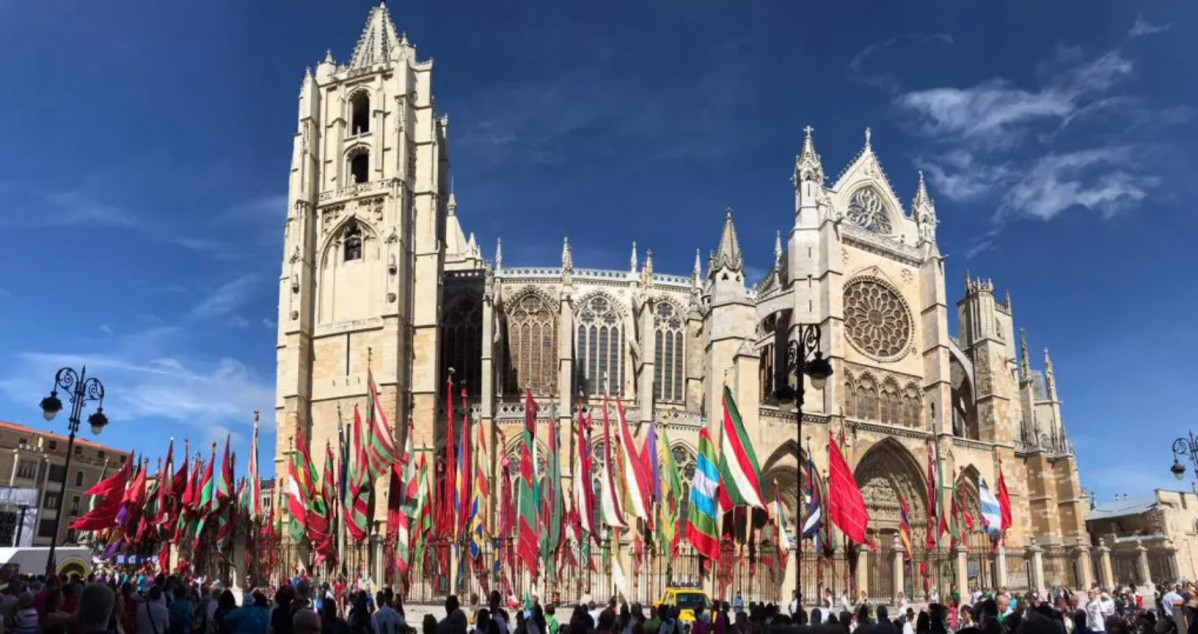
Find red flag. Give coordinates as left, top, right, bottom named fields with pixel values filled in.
left=826, top=431, right=870, bottom=545
left=86, top=452, right=135, bottom=498
left=925, top=440, right=937, bottom=549
left=387, top=463, right=403, bottom=537
left=70, top=458, right=132, bottom=531
left=997, top=460, right=1012, bottom=543
left=457, top=389, right=472, bottom=538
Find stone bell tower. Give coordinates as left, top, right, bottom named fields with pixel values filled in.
left=275, top=3, right=450, bottom=480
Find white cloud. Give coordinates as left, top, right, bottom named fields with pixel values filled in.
left=849, top=33, right=954, bottom=92
left=191, top=274, right=261, bottom=321
left=1128, top=15, right=1170, bottom=38
left=1001, top=147, right=1155, bottom=222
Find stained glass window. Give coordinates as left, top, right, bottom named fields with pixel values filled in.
left=576, top=295, right=624, bottom=396
left=653, top=301, right=686, bottom=402
left=506, top=291, right=557, bottom=395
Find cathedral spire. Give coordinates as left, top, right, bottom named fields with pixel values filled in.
left=562, top=237, right=573, bottom=272
left=793, top=125, right=825, bottom=185
left=912, top=170, right=931, bottom=209
left=495, top=237, right=503, bottom=272
left=1044, top=348, right=1059, bottom=401
left=864, top=126, right=872, bottom=152
left=642, top=249, right=654, bottom=287
left=774, top=229, right=783, bottom=266
left=630, top=241, right=638, bottom=275
left=693, top=249, right=702, bottom=288
left=350, top=4, right=401, bottom=69
left=447, top=192, right=458, bottom=216
left=1019, top=328, right=1031, bottom=379
left=711, top=208, right=743, bottom=273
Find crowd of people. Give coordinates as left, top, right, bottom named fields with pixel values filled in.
left=1, top=569, right=1194, bottom=634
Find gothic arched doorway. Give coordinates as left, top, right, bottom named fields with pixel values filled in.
left=853, top=438, right=928, bottom=601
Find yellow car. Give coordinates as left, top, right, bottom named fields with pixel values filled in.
left=658, top=587, right=710, bottom=623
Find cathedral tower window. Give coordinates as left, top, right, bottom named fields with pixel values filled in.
left=350, top=91, right=371, bottom=135
left=441, top=295, right=482, bottom=398
left=343, top=223, right=363, bottom=261
left=349, top=150, right=370, bottom=184
left=506, top=291, right=557, bottom=396
left=576, top=295, right=625, bottom=396
left=653, top=301, right=685, bottom=403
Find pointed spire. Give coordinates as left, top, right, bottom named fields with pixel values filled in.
left=864, top=126, right=872, bottom=151
left=561, top=237, right=573, bottom=272
left=693, top=249, right=702, bottom=288
left=965, top=269, right=973, bottom=292
left=1043, top=348, right=1058, bottom=400
left=794, top=125, right=825, bottom=184
left=467, top=232, right=478, bottom=256
left=495, top=237, right=503, bottom=272
left=350, top=4, right=401, bottom=69
left=642, top=249, right=654, bottom=287
left=912, top=170, right=931, bottom=209
left=1005, top=289, right=1013, bottom=311
left=1019, top=328, right=1031, bottom=378
left=712, top=208, right=743, bottom=273
left=630, top=241, right=638, bottom=275
left=324, top=49, right=335, bottom=64
left=774, top=230, right=783, bottom=266
left=447, top=192, right=458, bottom=216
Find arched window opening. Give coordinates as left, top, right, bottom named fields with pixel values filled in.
left=506, top=291, right=557, bottom=395
left=855, top=376, right=879, bottom=421
left=842, top=371, right=857, bottom=418
left=653, top=301, right=685, bottom=402
left=881, top=379, right=901, bottom=425
left=350, top=151, right=370, bottom=184
left=343, top=223, right=363, bottom=262
left=902, top=383, right=921, bottom=428
left=351, top=92, right=371, bottom=135
left=441, top=296, right=482, bottom=397
left=576, top=295, right=624, bottom=396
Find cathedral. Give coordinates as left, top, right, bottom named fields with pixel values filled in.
left=274, top=4, right=1092, bottom=599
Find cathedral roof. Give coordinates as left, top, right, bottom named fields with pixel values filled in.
left=350, top=3, right=401, bottom=68
left=1088, top=497, right=1157, bottom=521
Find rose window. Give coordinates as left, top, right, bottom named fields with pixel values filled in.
left=846, top=187, right=893, bottom=234
left=844, top=278, right=912, bottom=360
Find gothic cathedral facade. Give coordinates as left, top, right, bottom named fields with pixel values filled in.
left=275, top=5, right=1090, bottom=594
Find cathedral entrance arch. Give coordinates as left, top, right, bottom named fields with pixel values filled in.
left=853, top=438, right=927, bottom=600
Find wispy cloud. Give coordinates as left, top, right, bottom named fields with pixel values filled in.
left=892, top=26, right=1185, bottom=254
left=1128, top=15, right=1170, bottom=39
left=191, top=274, right=262, bottom=321
left=849, top=33, right=954, bottom=93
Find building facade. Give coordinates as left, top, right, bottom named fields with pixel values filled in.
left=1086, top=491, right=1198, bottom=587
left=274, top=4, right=1090, bottom=597
left=0, top=420, right=130, bottom=547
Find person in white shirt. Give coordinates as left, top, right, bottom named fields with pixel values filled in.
left=1085, top=589, right=1105, bottom=633
left=788, top=591, right=800, bottom=620
left=138, top=588, right=171, bottom=634
left=372, top=593, right=405, bottom=634
left=1099, top=592, right=1115, bottom=619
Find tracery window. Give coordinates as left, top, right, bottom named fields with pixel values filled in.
left=576, top=295, right=624, bottom=396
left=880, top=378, right=901, bottom=425
left=844, top=278, right=912, bottom=361
left=653, top=301, right=686, bottom=403
left=902, top=383, right=921, bottom=428
left=441, top=295, right=482, bottom=397
left=846, top=187, right=893, bottom=234
left=855, top=374, right=879, bottom=421
left=350, top=91, right=370, bottom=135
left=343, top=223, right=363, bottom=261
left=506, top=291, right=557, bottom=395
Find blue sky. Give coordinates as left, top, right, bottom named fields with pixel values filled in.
left=0, top=1, right=1194, bottom=503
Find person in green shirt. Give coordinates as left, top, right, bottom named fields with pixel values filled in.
left=642, top=605, right=661, bottom=634
left=545, top=604, right=560, bottom=634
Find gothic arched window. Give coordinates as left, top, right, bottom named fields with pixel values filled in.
left=441, top=295, right=482, bottom=397
left=350, top=92, right=370, bottom=135
left=846, top=187, right=893, bottom=234
left=842, top=371, right=857, bottom=418
left=349, top=150, right=370, bottom=184
left=506, top=291, right=557, bottom=396
left=653, top=301, right=686, bottom=403
left=343, top=223, right=363, bottom=261
left=855, top=375, right=879, bottom=421
left=902, top=383, right=921, bottom=428
left=576, top=295, right=624, bottom=396
left=881, top=379, right=901, bottom=425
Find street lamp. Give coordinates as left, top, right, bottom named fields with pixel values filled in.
left=39, top=366, right=108, bottom=576
left=776, top=324, right=833, bottom=604
left=1171, top=432, right=1198, bottom=482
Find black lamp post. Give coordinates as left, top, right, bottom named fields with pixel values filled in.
left=776, top=324, right=833, bottom=605
left=1171, top=431, right=1198, bottom=482
left=39, top=366, right=108, bottom=576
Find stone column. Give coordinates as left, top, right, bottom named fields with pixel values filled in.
left=1097, top=538, right=1114, bottom=589
left=893, top=534, right=905, bottom=604
left=1137, top=539, right=1152, bottom=587
left=856, top=546, right=870, bottom=599
left=955, top=545, right=969, bottom=599
left=996, top=544, right=1008, bottom=588
left=1077, top=539, right=1095, bottom=589
left=1166, top=540, right=1181, bottom=583
left=1029, top=538, right=1046, bottom=596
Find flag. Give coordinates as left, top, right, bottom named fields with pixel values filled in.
left=516, top=390, right=540, bottom=577
left=157, top=441, right=173, bottom=525
left=541, top=412, right=564, bottom=571
left=574, top=409, right=596, bottom=539
left=898, top=497, right=914, bottom=560
left=771, top=481, right=793, bottom=570
left=345, top=406, right=371, bottom=541
left=802, top=448, right=822, bottom=539
left=198, top=445, right=217, bottom=510
left=615, top=399, right=650, bottom=521
left=685, top=428, right=720, bottom=562
left=645, top=420, right=662, bottom=503
left=70, top=456, right=132, bottom=531
left=660, top=426, right=684, bottom=557
left=599, top=399, right=626, bottom=528
left=215, top=435, right=233, bottom=508
left=394, top=420, right=419, bottom=575
left=979, top=476, right=1002, bottom=539
left=826, top=431, right=870, bottom=545
left=717, top=386, right=765, bottom=509
left=997, top=461, right=1013, bottom=544
left=365, top=368, right=398, bottom=477
left=455, top=399, right=472, bottom=539
left=926, top=440, right=938, bottom=549
left=285, top=451, right=308, bottom=541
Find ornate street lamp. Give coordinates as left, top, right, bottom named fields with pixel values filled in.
left=777, top=324, right=833, bottom=604
left=39, top=366, right=108, bottom=576
left=1171, top=431, right=1198, bottom=482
